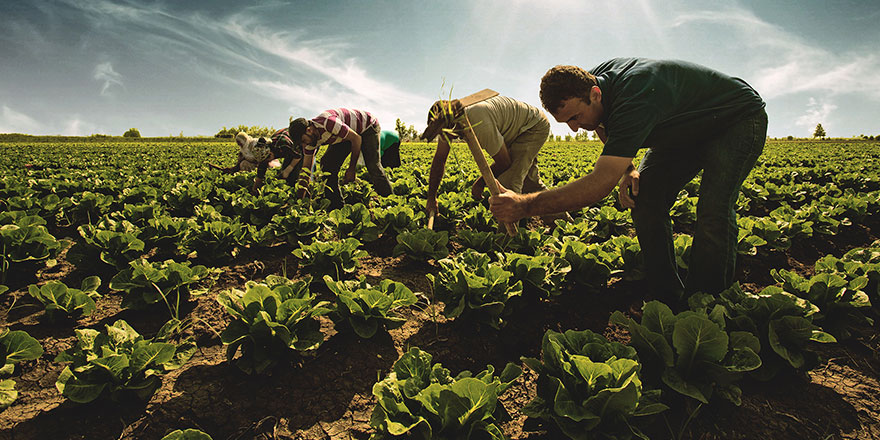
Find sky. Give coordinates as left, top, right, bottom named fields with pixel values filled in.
left=1, top=0, right=879, bottom=139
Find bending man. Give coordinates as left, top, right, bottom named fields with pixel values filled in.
left=289, top=109, right=393, bottom=208
left=489, top=59, right=767, bottom=300
left=422, top=95, right=551, bottom=219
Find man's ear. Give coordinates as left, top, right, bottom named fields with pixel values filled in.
left=590, top=85, right=602, bottom=103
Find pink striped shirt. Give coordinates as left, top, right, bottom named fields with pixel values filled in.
left=306, top=108, right=377, bottom=154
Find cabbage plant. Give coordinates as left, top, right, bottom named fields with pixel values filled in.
left=54, top=320, right=194, bottom=403
left=521, top=329, right=667, bottom=440
left=324, top=275, right=417, bottom=338
left=0, top=329, right=44, bottom=409
left=28, top=276, right=100, bottom=321
left=610, top=301, right=762, bottom=405
left=369, top=347, right=521, bottom=440
left=218, top=276, right=331, bottom=374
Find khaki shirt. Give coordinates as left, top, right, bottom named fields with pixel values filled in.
left=464, top=96, right=547, bottom=156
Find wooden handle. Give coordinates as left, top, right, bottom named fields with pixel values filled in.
left=460, top=113, right=517, bottom=236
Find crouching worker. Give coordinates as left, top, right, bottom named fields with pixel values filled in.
left=233, top=130, right=307, bottom=195
left=209, top=132, right=281, bottom=174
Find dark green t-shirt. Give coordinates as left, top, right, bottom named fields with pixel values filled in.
left=590, top=58, right=765, bottom=158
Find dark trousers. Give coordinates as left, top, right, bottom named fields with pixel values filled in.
left=381, top=142, right=401, bottom=168
left=319, top=124, right=392, bottom=207
left=631, top=109, right=768, bottom=300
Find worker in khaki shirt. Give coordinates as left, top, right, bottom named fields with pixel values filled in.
left=422, top=95, right=552, bottom=219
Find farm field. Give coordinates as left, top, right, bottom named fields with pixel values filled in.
left=1, top=139, right=879, bottom=440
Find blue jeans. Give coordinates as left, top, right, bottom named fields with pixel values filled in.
left=631, top=109, right=767, bottom=299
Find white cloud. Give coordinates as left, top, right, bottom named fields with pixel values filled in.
left=224, top=18, right=431, bottom=122
left=671, top=8, right=880, bottom=100
left=94, top=61, right=123, bottom=96
left=0, top=105, right=41, bottom=134
left=795, top=98, right=837, bottom=136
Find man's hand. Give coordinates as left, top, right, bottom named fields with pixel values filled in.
left=342, top=166, right=357, bottom=184
left=426, top=196, right=439, bottom=217
left=617, top=166, right=640, bottom=209
left=471, top=177, right=486, bottom=200
left=488, top=181, right=528, bottom=223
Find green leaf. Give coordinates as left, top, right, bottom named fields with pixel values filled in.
left=55, top=367, right=107, bottom=403
left=130, top=341, right=176, bottom=374
left=673, top=315, right=729, bottom=369
left=0, top=379, right=18, bottom=409
left=0, top=330, right=44, bottom=363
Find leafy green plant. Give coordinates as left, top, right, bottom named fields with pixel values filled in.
left=0, top=213, right=64, bottom=284
left=182, top=219, right=250, bottom=263
left=771, top=269, right=873, bottom=340
left=109, top=258, right=208, bottom=314
left=324, top=275, right=417, bottom=338
left=269, top=210, right=325, bottom=245
left=369, top=346, right=521, bottom=440
left=141, top=215, right=190, bottom=252
left=501, top=252, right=571, bottom=299
left=0, top=329, right=44, bottom=409
left=218, top=276, right=331, bottom=374
left=293, top=238, right=367, bottom=280
left=427, top=250, right=523, bottom=329
left=372, top=204, right=424, bottom=237
left=691, top=283, right=835, bottom=380
left=327, top=203, right=381, bottom=242
left=392, top=229, right=449, bottom=262
left=610, top=301, right=762, bottom=405
left=552, top=217, right=598, bottom=243
left=28, top=276, right=100, bottom=321
left=602, top=235, right=646, bottom=281
left=554, top=237, right=613, bottom=293
left=521, top=329, right=667, bottom=440
left=588, top=206, right=631, bottom=240
left=455, top=229, right=505, bottom=253
left=69, top=219, right=145, bottom=269
left=54, top=320, right=195, bottom=403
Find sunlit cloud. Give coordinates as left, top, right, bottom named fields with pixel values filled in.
left=0, top=105, right=42, bottom=134
left=94, top=61, right=124, bottom=96
left=671, top=8, right=880, bottom=100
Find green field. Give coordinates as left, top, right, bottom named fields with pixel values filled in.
left=1, top=139, right=879, bottom=439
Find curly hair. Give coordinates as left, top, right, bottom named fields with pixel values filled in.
left=540, top=65, right=597, bottom=113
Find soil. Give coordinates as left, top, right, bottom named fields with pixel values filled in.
left=1, top=217, right=879, bottom=440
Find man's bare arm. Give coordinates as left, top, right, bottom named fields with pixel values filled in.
left=489, top=155, right=633, bottom=222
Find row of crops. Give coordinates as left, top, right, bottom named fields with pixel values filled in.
left=1, top=140, right=879, bottom=439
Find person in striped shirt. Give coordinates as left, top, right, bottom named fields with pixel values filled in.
left=289, top=108, right=393, bottom=208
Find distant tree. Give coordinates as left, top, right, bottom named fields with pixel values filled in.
left=394, top=118, right=420, bottom=141
left=214, top=125, right=275, bottom=138
left=787, top=135, right=794, bottom=140
left=813, top=123, right=826, bottom=139
left=123, top=128, right=141, bottom=138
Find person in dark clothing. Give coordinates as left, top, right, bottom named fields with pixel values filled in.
left=489, top=58, right=767, bottom=300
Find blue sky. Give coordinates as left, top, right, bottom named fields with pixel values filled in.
left=1, top=0, right=879, bottom=138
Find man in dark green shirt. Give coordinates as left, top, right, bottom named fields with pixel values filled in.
left=489, top=58, right=767, bottom=300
